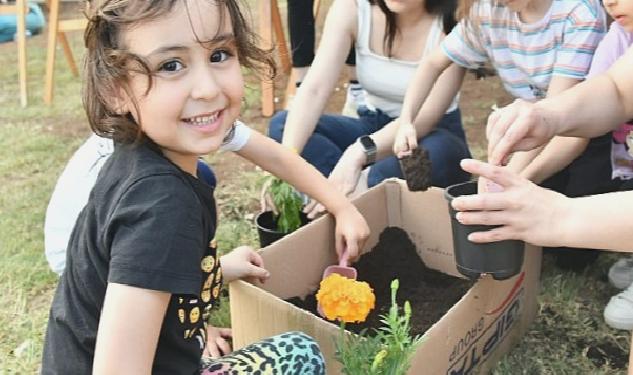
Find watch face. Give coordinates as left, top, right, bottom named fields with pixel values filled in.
left=360, top=136, right=375, bottom=149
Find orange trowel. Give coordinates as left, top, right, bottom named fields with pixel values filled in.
left=321, top=249, right=357, bottom=280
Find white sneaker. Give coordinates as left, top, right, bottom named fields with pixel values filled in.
left=341, top=82, right=367, bottom=118
left=604, top=284, right=633, bottom=330
left=608, top=256, right=633, bottom=289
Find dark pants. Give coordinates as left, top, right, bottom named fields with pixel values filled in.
left=196, top=160, right=216, bottom=188
left=287, top=0, right=355, bottom=67
left=268, top=107, right=471, bottom=188
left=542, top=134, right=633, bottom=270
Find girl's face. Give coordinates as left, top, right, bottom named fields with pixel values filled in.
left=383, top=0, right=424, bottom=14
left=121, top=0, right=243, bottom=173
left=603, top=0, right=633, bottom=31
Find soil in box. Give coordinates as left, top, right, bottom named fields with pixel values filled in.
left=287, top=227, right=473, bottom=336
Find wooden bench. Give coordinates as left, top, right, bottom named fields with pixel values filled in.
left=43, top=0, right=87, bottom=104
left=259, top=0, right=322, bottom=117
left=1, top=0, right=28, bottom=107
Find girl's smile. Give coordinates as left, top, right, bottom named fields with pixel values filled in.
left=181, top=110, right=224, bottom=134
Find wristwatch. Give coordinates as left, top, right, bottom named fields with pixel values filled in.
left=357, top=135, right=377, bottom=167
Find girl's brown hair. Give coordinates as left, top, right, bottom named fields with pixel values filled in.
left=83, top=0, right=275, bottom=143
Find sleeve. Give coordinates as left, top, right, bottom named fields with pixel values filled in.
left=587, top=23, right=626, bottom=79
left=553, top=2, right=606, bottom=79
left=220, top=120, right=251, bottom=152
left=106, top=174, right=205, bottom=295
left=440, top=17, right=488, bottom=69
left=44, top=135, right=113, bottom=275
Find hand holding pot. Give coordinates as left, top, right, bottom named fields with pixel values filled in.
left=451, top=159, right=571, bottom=247
left=220, top=246, right=270, bottom=284
left=259, top=176, right=278, bottom=215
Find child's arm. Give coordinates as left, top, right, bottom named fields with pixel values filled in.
left=453, top=159, right=633, bottom=251
left=394, top=47, right=454, bottom=156
left=237, top=131, right=370, bottom=260
left=93, top=283, right=170, bottom=375
left=281, top=0, right=357, bottom=152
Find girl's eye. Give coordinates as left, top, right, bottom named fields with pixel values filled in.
left=210, top=50, right=232, bottom=63
left=159, top=60, right=184, bottom=72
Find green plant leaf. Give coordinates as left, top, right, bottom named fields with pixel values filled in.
left=266, top=177, right=303, bottom=233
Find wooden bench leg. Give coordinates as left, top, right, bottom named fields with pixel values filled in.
left=16, top=0, right=27, bottom=107
left=629, top=333, right=632, bottom=374
left=271, top=0, right=290, bottom=75
left=259, top=0, right=274, bottom=117
left=58, top=32, right=79, bottom=76
left=44, top=0, right=60, bottom=105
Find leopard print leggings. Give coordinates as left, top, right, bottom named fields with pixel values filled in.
left=199, top=331, right=325, bottom=375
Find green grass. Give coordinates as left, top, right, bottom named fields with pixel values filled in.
left=1, top=12, right=631, bottom=375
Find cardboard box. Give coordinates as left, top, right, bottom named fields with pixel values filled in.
left=230, top=179, right=542, bottom=374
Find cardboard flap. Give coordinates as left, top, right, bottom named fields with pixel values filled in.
left=351, top=182, right=390, bottom=253
left=383, top=179, right=402, bottom=228
left=398, top=184, right=460, bottom=277
left=257, top=214, right=336, bottom=299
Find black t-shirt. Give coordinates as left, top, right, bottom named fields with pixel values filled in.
left=42, top=140, right=222, bottom=375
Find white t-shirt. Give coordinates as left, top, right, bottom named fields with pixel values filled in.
left=44, top=121, right=251, bottom=274
left=354, top=0, right=459, bottom=117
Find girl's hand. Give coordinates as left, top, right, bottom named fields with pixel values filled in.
left=203, top=326, right=232, bottom=358
left=303, top=201, right=369, bottom=262
left=332, top=204, right=370, bottom=262
left=220, top=246, right=270, bottom=284
left=393, top=120, right=417, bottom=158
left=487, top=99, right=556, bottom=166
left=450, top=159, right=570, bottom=247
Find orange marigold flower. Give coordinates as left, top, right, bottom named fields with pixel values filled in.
left=316, top=274, right=375, bottom=323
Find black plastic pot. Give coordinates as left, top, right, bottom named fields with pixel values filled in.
left=444, top=181, right=524, bottom=281
left=255, top=211, right=309, bottom=248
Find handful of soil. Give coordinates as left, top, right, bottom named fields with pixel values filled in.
left=399, top=147, right=432, bottom=191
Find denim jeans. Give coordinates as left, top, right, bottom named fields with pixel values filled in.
left=268, top=107, right=471, bottom=188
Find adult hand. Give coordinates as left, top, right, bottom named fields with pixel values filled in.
left=203, top=326, right=232, bottom=358
left=450, top=159, right=571, bottom=247
left=393, top=120, right=417, bottom=158
left=304, top=146, right=364, bottom=219
left=220, top=246, right=270, bottom=284
left=487, top=99, right=556, bottom=165
left=259, top=175, right=278, bottom=215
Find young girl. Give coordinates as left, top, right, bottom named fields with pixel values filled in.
left=269, top=0, right=470, bottom=204
left=395, top=0, right=606, bottom=269
left=41, top=1, right=370, bottom=374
